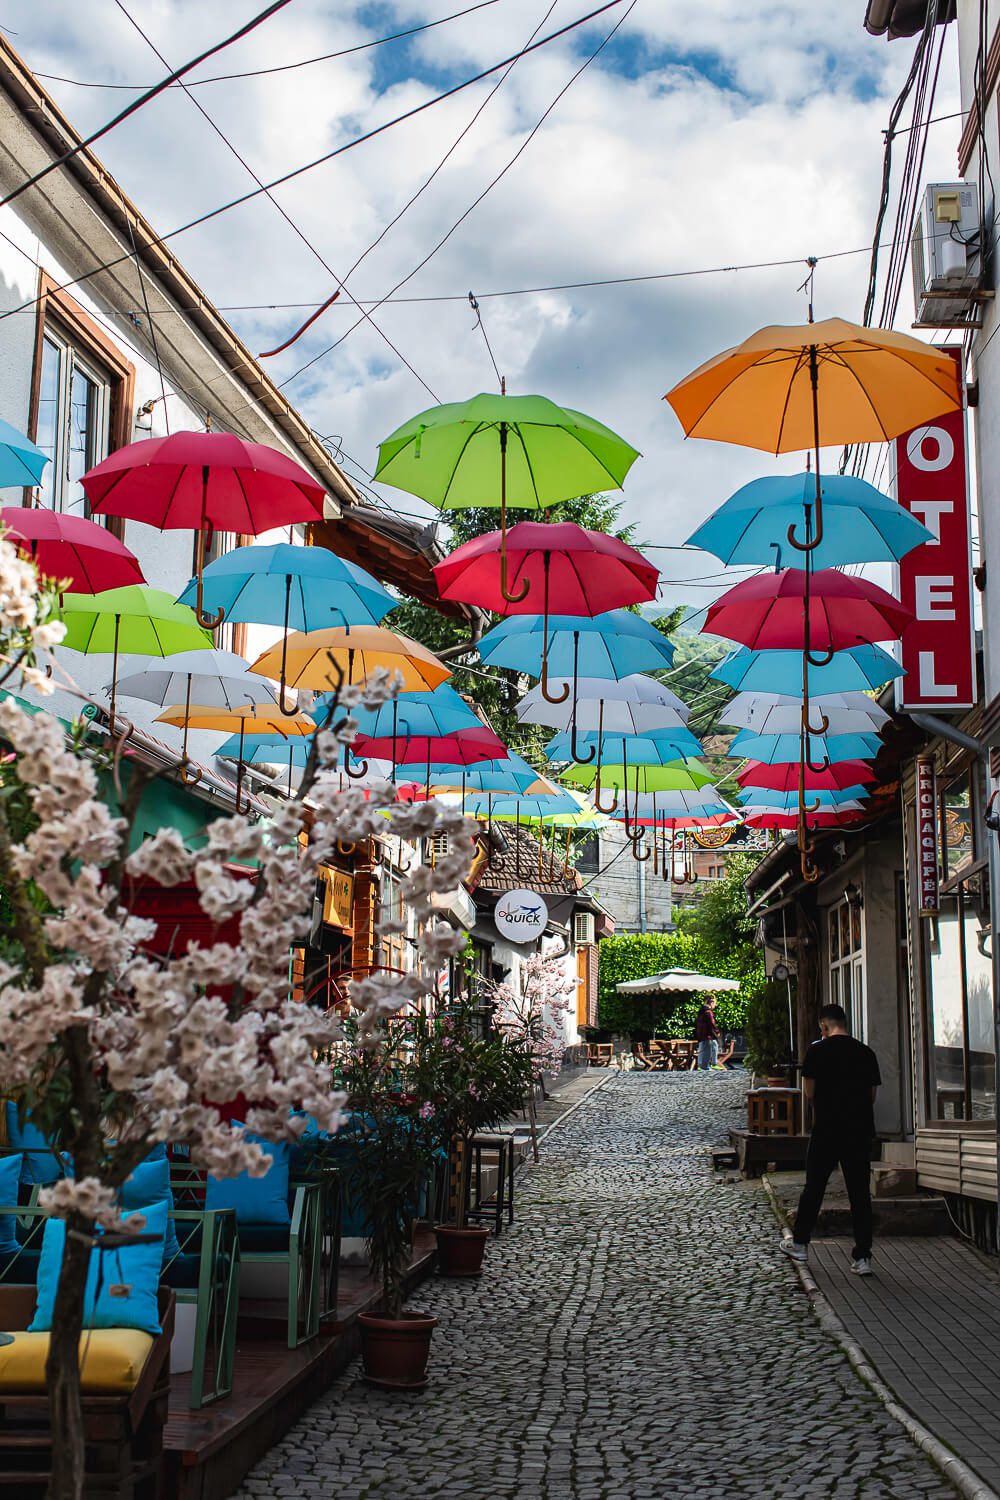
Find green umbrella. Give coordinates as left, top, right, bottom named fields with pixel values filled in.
left=374, top=391, right=639, bottom=603
left=61, top=586, right=211, bottom=737
left=564, top=758, right=715, bottom=823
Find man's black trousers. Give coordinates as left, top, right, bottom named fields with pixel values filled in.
left=793, top=1130, right=873, bottom=1261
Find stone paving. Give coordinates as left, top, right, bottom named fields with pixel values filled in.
left=234, top=1073, right=958, bottom=1500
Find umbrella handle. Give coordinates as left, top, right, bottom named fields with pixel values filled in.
left=804, top=708, right=829, bottom=735
left=800, top=846, right=822, bottom=883
left=803, top=795, right=821, bottom=814
left=631, top=830, right=651, bottom=863
left=498, top=429, right=530, bottom=603
left=805, top=753, right=831, bottom=774
left=194, top=517, right=225, bottom=630
left=593, top=778, right=617, bottom=814
left=786, top=515, right=823, bottom=553
left=179, top=758, right=203, bottom=788
left=805, top=645, right=835, bottom=668
left=570, top=721, right=595, bottom=762
left=343, top=748, right=369, bottom=779
left=540, top=654, right=570, bottom=704
left=788, top=347, right=825, bottom=554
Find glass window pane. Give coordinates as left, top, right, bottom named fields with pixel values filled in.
left=942, top=774, right=973, bottom=881
left=851, top=902, right=862, bottom=953
left=829, top=907, right=839, bottom=962
left=830, top=968, right=839, bottom=1006
left=963, top=881, right=996, bottom=1120
left=35, top=336, right=61, bottom=509
left=65, top=362, right=101, bottom=515
left=842, top=962, right=853, bottom=1013
left=929, top=895, right=967, bottom=1116
left=840, top=905, right=851, bottom=956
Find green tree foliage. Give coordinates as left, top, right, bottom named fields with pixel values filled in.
left=745, top=980, right=794, bottom=1075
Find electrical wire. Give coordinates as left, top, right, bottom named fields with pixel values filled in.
left=0, top=0, right=294, bottom=209
left=0, top=0, right=627, bottom=331
left=33, top=2, right=500, bottom=89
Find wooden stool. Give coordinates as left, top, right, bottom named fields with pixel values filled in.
left=747, top=1088, right=801, bottom=1137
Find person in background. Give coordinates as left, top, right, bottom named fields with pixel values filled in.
left=780, top=1003, right=881, bottom=1277
left=695, top=994, right=721, bottom=1071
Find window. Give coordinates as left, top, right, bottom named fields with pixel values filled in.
left=28, top=274, right=135, bottom=521
left=379, top=868, right=408, bottom=974
left=927, top=867, right=996, bottom=1121
left=941, top=770, right=975, bottom=883
left=828, top=898, right=865, bottom=1036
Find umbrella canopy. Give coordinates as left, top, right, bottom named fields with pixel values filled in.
left=743, top=807, right=865, bottom=830
left=60, top=586, right=211, bottom=656
left=722, top=691, right=889, bottom=736
left=518, top=673, right=689, bottom=731
left=729, top=729, right=883, bottom=764
left=705, top=569, right=912, bottom=652
left=177, top=542, right=395, bottom=632
left=425, top=754, right=543, bottom=792
left=616, top=967, right=740, bottom=996
left=353, top=726, right=507, bottom=766
left=544, top=727, right=703, bottom=763
left=250, top=626, right=450, bottom=694
left=596, top=788, right=733, bottom=818
left=736, top=786, right=869, bottom=809
left=114, top=649, right=276, bottom=709
left=685, top=472, right=934, bottom=569
left=156, top=705, right=314, bottom=734
left=215, top=733, right=315, bottom=766
left=462, top=790, right=583, bottom=820
left=479, top=611, right=674, bottom=679
left=433, top=520, right=657, bottom=615
left=737, top=759, right=877, bottom=792
left=1, top=507, right=144, bottom=593
left=712, top=644, right=904, bottom=695
left=0, top=418, right=49, bottom=488
left=333, top=684, right=482, bottom=739
left=664, top=318, right=962, bottom=453
left=566, top=761, right=715, bottom=792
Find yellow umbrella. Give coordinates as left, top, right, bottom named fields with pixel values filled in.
left=155, top=703, right=314, bottom=798
left=249, top=625, right=450, bottom=695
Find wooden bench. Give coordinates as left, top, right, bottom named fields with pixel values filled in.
left=586, top=1044, right=614, bottom=1068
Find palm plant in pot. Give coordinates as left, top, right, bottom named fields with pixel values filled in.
left=334, top=1016, right=441, bottom=1389
left=412, top=999, right=533, bottom=1277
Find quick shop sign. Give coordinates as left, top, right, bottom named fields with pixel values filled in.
left=494, top=889, right=549, bottom=945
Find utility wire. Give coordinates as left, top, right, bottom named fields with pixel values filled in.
left=0, top=0, right=294, bottom=209
left=34, top=2, right=500, bottom=89
left=0, top=0, right=627, bottom=330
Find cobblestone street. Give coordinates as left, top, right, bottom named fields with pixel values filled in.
left=236, top=1074, right=958, bottom=1500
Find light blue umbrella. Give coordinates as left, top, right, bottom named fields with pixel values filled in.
left=735, top=786, right=869, bottom=808
left=544, top=727, right=703, bottom=764
left=178, top=543, right=396, bottom=631
left=425, top=754, right=543, bottom=792
left=318, top=683, right=480, bottom=739
left=478, top=610, right=675, bottom=683
left=730, top=729, right=883, bottom=765
left=216, top=732, right=313, bottom=767
left=462, top=790, right=582, bottom=819
left=712, top=644, right=903, bottom=695
left=686, top=472, right=933, bottom=569
left=0, top=418, right=48, bottom=488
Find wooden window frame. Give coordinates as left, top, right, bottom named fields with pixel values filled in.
left=26, top=271, right=136, bottom=537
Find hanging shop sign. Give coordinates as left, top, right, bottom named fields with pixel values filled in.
left=691, top=826, right=735, bottom=850
left=894, top=346, right=975, bottom=710
left=915, top=756, right=940, bottom=917
left=494, top=888, right=549, bottom=945
left=321, top=866, right=354, bottom=930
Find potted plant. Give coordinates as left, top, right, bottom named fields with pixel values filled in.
left=334, top=1017, right=441, bottom=1389
left=412, top=1000, right=532, bottom=1277
left=745, top=979, right=792, bottom=1085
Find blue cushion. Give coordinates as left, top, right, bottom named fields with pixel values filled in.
left=29, top=1202, right=166, bottom=1336
left=119, top=1159, right=180, bottom=1267
left=0, top=1156, right=21, bottom=1257
left=5, top=1104, right=62, bottom=1185
left=204, top=1130, right=290, bottom=1228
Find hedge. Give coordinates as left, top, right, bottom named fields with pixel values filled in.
left=597, top=930, right=757, bottom=1039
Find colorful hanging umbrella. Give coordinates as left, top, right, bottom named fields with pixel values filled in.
left=712, top=644, right=904, bottom=695
left=375, top=392, right=639, bottom=602
left=1, top=507, right=144, bottom=593
left=177, top=542, right=395, bottom=638
left=736, top=786, right=869, bottom=808
left=705, top=569, right=912, bottom=656
left=518, top=672, right=689, bottom=731
left=83, top=431, right=328, bottom=628
left=249, top=625, right=450, bottom=698
left=167, top=708, right=315, bottom=803
left=722, top=691, right=889, bottom=736
left=351, top=726, right=507, bottom=771
left=743, top=807, right=865, bottom=830
left=425, top=755, right=544, bottom=793
left=737, top=759, right=877, bottom=792
left=60, top=586, right=211, bottom=733
left=115, top=649, right=276, bottom=710
left=330, top=683, right=482, bottom=739
left=544, top=727, right=703, bottom=764
left=462, top=790, right=583, bottom=820
left=685, top=472, right=934, bottom=570
left=479, top=611, right=674, bottom=683
left=0, top=419, right=49, bottom=488
left=730, top=730, right=883, bottom=766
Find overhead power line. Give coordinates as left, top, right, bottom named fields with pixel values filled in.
left=0, top=0, right=294, bottom=209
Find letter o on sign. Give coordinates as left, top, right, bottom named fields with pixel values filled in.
left=906, top=425, right=954, bottom=472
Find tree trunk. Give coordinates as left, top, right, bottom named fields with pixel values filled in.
left=527, top=1088, right=540, bottom=1163
left=45, top=1213, right=92, bottom=1500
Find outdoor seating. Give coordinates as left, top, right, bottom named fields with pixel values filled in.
left=0, top=1283, right=174, bottom=1498
left=586, top=1043, right=614, bottom=1067
left=464, top=1133, right=517, bottom=1235
left=747, top=1088, right=802, bottom=1136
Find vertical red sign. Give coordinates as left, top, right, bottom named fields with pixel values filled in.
left=915, top=756, right=940, bottom=918
left=894, top=346, right=975, bottom=710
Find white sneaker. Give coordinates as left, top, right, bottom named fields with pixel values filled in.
left=850, top=1257, right=873, bottom=1276
left=780, top=1238, right=807, bottom=1263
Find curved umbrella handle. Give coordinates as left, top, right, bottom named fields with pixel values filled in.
left=571, top=721, right=595, bottom=763
left=805, top=708, right=829, bottom=736
left=593, top=778, right=617, bottom=813
left=179, top=757, right=203, bottom=788
left=631, top=830, right=651, bottom=863
left=498, top=423, right=530, bottom=604
left=805, top=645, right=835, bottom=668
left=566, top=635, right=592, bottom=756
left=540, top=652, right=570, bottom=705
left=788, top=348, right=825, bottom=554
left=805, top=752, right=831, bottom=774
left=800, top=847, right=822, bottom=883
left=787, top=514, right=823, bottom=553
left=500, top=545, right=530, bottom=605
left=194, top=514, right=225, bottom=630
left=343, top=749, right=369, bottom=780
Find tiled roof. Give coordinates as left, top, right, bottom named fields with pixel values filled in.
left=474, top=824, right=582, bottom=896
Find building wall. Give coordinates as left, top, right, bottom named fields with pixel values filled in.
left=581, top=822, right=673, bottom=934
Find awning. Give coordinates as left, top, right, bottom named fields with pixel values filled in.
left=616, top=967, right=740, bottom=996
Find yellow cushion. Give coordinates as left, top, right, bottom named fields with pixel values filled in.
left=0, top=1328, right=153, bottom=1393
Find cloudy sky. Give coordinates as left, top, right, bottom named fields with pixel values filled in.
left=4, top=1, right=963, bottom=604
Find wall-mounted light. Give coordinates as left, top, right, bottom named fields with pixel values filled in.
left=135, top=399, right=156, bottom=431
left=844, top=881, right=864, bottom=912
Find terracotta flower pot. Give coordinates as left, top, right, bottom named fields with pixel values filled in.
left=435, top=1224, right=490, bottom=1277
left=358, top=1310, right=437, bottom=1390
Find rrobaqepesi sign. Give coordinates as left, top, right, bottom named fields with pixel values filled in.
left=494, top=888, right=548, bottom=944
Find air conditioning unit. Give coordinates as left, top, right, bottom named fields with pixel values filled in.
left=429, top=832, right=449, bottom=863
left=574, top=911, right=596, bottom=946
left=911, top=182, right=986, bottom=328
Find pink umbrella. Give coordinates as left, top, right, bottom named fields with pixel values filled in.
left=347, top=725, right=507, bottom=788
left=1, top=507, right=144, bottom=593
left=736, top=759, right=877, bottom=792
left=704, top=568, right=912, bottom=661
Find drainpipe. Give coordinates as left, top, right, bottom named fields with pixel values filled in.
left=909, top=713, right=1000, bottom=1248
left=638, top=844, right=647, bottom=933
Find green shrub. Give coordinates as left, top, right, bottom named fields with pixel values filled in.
left=597, top=931, right=754, bottom=1039
left=745, top=980, right=794, bottom=1075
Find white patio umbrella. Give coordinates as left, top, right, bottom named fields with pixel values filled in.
left=616, top=968, right=740, bottom=996
left=721, top=690, right=889, bottom=737
left=517, top=672, right=689, bottom=732
left=112, top=648, right=277, bottom=709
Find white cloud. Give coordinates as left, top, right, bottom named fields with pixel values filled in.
left=4, top=1, right=963, bottom=602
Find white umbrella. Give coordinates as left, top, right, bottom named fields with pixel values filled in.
left=616, top=967, right=740, bottom=996
left=721, top=690, right=889, bottom=736
left=112, top=648, right=277, bottom=709
left=518, top=672, right=689, bottom=732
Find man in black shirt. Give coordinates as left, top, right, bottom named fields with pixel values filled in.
left=779, top=1003, right=881, bottom=1276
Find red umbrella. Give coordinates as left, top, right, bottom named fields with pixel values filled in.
left=704, top=569, right=912, bottom=659
left=1, top=507, right=144, bottom=593
left=743, top=809, right=865, bottom=830
left=82, top=431, right=327, bottom=628
left=737, top=759, right=877, bottom=792
left=352, top=726, right=507, bottom=767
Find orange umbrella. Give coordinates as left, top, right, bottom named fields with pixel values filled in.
left=155, top=703, right=314, bottom=797
left=249, top=626, right=450, bottom=695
